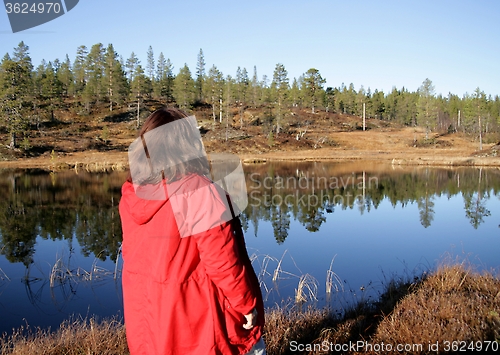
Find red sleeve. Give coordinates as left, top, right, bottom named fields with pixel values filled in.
left=195, top=221, right=257, bottom=315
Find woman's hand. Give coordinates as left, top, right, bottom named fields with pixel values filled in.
left=243, top=308, right=258, bottom=329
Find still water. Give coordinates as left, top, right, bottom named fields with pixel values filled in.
left=0, top=162, right=499, bottom=335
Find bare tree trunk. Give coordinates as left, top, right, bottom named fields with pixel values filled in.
left=479, top=114, right=482, bottom=151
left=136, top=97, right=140, bottom=129
left=9, top=132, right=16, bottom=149
left=219, top=99, right=223, bottom=123
left=362, top=102, right=366, bottom=131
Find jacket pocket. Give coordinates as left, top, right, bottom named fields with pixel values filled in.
left=223, top=298, right=250, bottom=344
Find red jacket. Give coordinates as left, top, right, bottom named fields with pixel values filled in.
left=119, top=173, right=264, bottom=355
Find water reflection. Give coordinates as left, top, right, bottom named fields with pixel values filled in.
left=239, top=162, right=499, bottom=244
left=0, top=162, right=498, bottom=333
left=0, top=164, right=497, bottom=266
left=0, top=169, right=124, bottom=266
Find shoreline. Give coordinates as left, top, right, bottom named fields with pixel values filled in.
left=1, top=147, right=499, bottom=171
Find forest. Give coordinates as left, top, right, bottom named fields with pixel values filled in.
left=1, top=41, right=500, bottom=153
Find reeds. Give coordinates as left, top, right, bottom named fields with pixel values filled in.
left=48, top=254, right=115, bottom=287
left=0, top=268, right=9, bottom=282
left=326, top=255, right=343, bottom=295
left=251, top=249, right=317, bottom=304
left=251, top=250, right=340, bottom=306
left=295, top=273, right=319, bottom=303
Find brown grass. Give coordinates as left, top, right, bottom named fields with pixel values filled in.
left=371, top=260, right=500, bottom=354
left=0, top=317, right=127, bottom=355
left=1, top=260, right=499, bottom=355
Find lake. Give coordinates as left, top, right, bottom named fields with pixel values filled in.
left=0, top=161, right=499, bottom=335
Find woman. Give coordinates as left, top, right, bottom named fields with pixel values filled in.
left=119, top=107, right=265, bottom=355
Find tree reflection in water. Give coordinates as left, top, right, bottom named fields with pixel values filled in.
left=240, top=162, right=499, bottom=243
left=0, top=164, right=498, bottom=264
left=0, top=169, right=125, bottom=266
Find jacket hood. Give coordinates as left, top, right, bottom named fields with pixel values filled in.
left=120, top=181, right=170, bottom=225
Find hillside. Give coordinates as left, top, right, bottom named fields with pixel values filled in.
left=1, top=100, right=499, bottom=170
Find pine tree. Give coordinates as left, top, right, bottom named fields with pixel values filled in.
left=155, top=52, right=166, bottom=98
left=157, top=54, right=175, bottom=102
left=146, top=45, right=155, bottom=83
left=195, top=49, right=205, bottom=102
left=57, top=54, right=73, bottom=97
left=356, top=85, right=366, bottom=117
left=0, top=42, right=34, bottom=148
left=251, top=66, right=260, bottom=108
left=84, top=43, right=106, bottom=106
left=235, top=66, right=249, bottom=128
left=41, top=61, right=63, bottom=121
left=173, top=64, right=195, bottom=110
left=271, top=63, right=289, bottom=133
left=324, top=87, right=334, bottom=113
left=131, top=64, right=152, bottom=99
left=205, top=65, right=224, bottom=122
left=289, top=77, right=301, bottom=108
left=104, top=44, right=128, bottom=111
left=417, top=78, right=436, bottom=139
left=447, top=92, right=462, bottom=132
left=303, top=68, right=325, bottom=113
left=385, top=87, right=399, bottom=121
left=125, top=52, right=139, bottom=82
left=73, top=45, right=88, bottom=95
left=130, top=64, right=152, bottom=128
left=223, top=74, right=234, bottom=137
left=344, top=83, right=357, bottom=115
left=163, top=58, right=175, bottom=103
left=371, top=89, right=385, bottom=120
left=473, top=87, right=487, bottom=151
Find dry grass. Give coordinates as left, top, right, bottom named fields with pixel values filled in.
left=264, top=306, right=337, bottom=355
left=1, top=260, right=499, bottom=355
left=294, top=274, right=319, bottom=304
left=0, top=317, right=128, bottom=355
left=370, top=260, right=500, bottom=354
left=309, top=258, right=500, bottom=355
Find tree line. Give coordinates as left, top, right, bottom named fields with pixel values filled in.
left=1, top=41, right=499, bottom=150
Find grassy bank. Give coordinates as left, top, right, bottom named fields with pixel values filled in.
left=1, top=260, right=499, bottom=355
